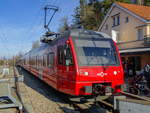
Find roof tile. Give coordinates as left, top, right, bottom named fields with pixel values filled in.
left=116, top=2, right=150, bottom=20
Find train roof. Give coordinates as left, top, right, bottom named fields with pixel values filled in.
left=41, top=29, right=111, bottom=44
left=22, top=29, right=112, bottom=58
left=68, top=29, right=111, bottom=38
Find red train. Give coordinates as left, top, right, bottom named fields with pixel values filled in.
left=18, top=29, right=124, bottom=96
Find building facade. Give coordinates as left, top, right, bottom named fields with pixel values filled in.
left=98, top=2, right=150, bottom=76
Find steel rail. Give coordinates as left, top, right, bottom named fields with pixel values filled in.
left=71, top=103, right=91, bottom=113
left=120, top=91, right=150, bottom=102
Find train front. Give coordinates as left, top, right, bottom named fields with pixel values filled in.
left=70, top=30, right=124, bottom=96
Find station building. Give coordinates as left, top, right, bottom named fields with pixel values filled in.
left=98, top=2, right=150, bottom=76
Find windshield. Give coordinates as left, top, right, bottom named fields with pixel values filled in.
left=73, top=38, right=120, bottom=66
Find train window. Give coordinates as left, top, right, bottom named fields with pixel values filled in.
left=47, top=53, right=54, bottom=68
left=64, top=45, right=74, bottom=66
left=36, top=56, right=38, bottom=68
left=73, top=38, right=119, bottom=66
left=40, top=56, right=43, bottom=67
left=37, top=56, right=40, bottom=67
left=43, top=56, right=45, bottom=67
left=34, top=57, right=36, bottom=67
left=39, top=56, right=42, bottom=67
left=58, top=46, right=64, bottom=65
left=38, top=56, right=41, bottom=67
left=58, top=45, right=74, bottom=66
left=43, top=55, right=47, bottom=67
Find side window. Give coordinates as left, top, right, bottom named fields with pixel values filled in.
left=47, top=53, right=54, bottom=67
left=38, top=56, right=42, bottom=67
left=58, top=45, right=74, bottom=66
left=58, top=46, right=64, bottom=65
left=43, top=56, right=47, bottom=67
left=112, top=14, right=120, bottom=27
left=125, top=17, right=129, bottom=23
left=137, top=29, right=143, bottom=40
left=36, top=56, right=38, bottom=68
left=40, top=56, right=42, bottom=67
left=44, top=55, right=47, bottom=67
left=64, top=45, right=74, bottom=66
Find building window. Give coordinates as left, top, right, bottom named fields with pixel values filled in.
left=134, top=56, right=141, bottom=71
left=112, top=14, right=120, bottom=27
left=111, top=30, right=120, bottom=42
left=113, top=17, right=115, bottom=26
left=125, top=17, right=129, bottom=23
left=127, top=56, right=141, bottom=76
left=137, top=29, right=143, bottom=40
left=117, top=15, right=120, bottom=25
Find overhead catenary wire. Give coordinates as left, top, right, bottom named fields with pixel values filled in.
left=0, top=1, right=51, bottom=59
left=44, top=5, right=59, bottom=32
left=18, top=0, right=59, bottom=53
left=18, top=1, right=48, bottom=50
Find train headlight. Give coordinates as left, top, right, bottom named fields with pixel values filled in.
left=114, top=71, right=117, bottom=75
left=84, top=72, right=89, bottom=76
left=79, top=71, right=89, bottom=76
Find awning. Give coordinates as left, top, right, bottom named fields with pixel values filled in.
left=119, top=48, right=150, bottom=53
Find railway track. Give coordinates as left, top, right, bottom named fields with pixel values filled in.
left=16, top=67, right=150, bottom=113
left=68, top=91, right=150, bottom=113
left=16, top=66, right=110, bottom=113
left=120, top=91, right=150, bottom=102
left=91, top=91, right=150, bottom=113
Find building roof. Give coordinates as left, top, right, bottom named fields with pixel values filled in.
left=116, top=2, right=150, bottom=21
left=98, top=2, right=150, bottom=31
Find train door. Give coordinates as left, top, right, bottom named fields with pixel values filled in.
left=57, top=45, right=75, bottom=94
left=42, top=52, right=56, bottom=88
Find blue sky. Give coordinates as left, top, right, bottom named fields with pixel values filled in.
left=0, top=0, right=79, bottom=58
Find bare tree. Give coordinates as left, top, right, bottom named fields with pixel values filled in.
left=32, top=40, right=40, bottom=50
left=58, top=17, right=70, bottom=33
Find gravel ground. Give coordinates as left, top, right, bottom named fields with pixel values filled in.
left=17, top=67, right=79, bottom=113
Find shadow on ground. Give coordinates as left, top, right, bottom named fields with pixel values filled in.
left=16, top=66, right=82, bottom=113
left=16, top=66, right=105, bottom=113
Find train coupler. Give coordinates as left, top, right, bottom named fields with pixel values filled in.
left=92, top=83, right=113, bottom=96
